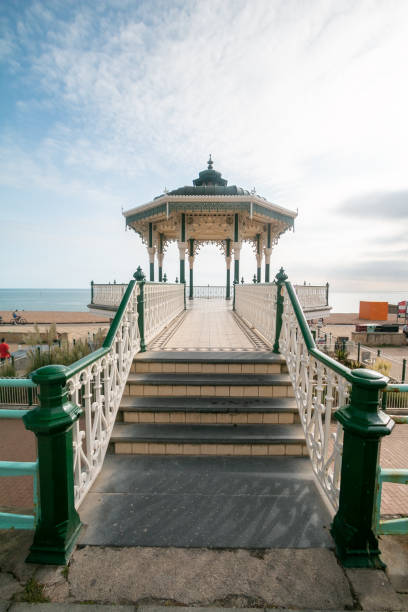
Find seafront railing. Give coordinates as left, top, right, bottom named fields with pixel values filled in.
left=91, top=282, right=127, bottom=308
left=234, top=268, right=394, bottom=568
left=0, top=268, right=184, bottom=564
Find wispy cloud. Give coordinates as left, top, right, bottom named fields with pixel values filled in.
left=338, top=190, right=408, bottom=219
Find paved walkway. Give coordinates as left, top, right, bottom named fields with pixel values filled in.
left=150, top=299, right=269, bottom=352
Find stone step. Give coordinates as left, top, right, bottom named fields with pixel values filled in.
left=111, top=423, right=307, bottom=457
left=119, top=396, right=299, bottom=425
left=132, top=351, right=287, bottom=374
left=125, top=373, right=294, bottom=398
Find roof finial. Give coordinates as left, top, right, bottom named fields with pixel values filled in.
left=207, top=154, right=213, bottom=170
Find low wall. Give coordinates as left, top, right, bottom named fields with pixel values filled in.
left=351, top=331, right=406, bottom=346
left=0, top=331, right=69, bottom=344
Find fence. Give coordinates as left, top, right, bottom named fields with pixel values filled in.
left=235, top=283, right=277, bottom=347
left=0, top=379, right=38, bottom=406
left=0, top=380, right=38, bottom=530
left=91, top=283, right=127, bottom=308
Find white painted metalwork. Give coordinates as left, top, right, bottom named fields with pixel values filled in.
left=293, top=285, right=328, bottom=308
left=144, top=283, right=185, bottom=344
left=234, top=284, right=277, bottom=347
left=192, top=286, right=231, bottom=299
left=0, top=382, right=38, bottom=406
left=92, top=284, right=127, bottom=307
left=69, top=282, right=140, bottom=508
left=280, top=286, right=346, bottom=510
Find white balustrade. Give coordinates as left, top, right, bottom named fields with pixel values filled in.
left=280, top=286, right=345, bottom=510
left=144, top=283, right=185, bottom=344
left=294, top=285, right=327, bottom=308
left=234, top=284, right=277, bottom=346
left=92, top=284, right=127, bottom=307
left=69, top=283, right=140, bottom=508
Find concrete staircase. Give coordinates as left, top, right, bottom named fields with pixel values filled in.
left=110, top=351, right=306, bottom=457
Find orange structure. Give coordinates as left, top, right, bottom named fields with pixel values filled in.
left=359, top=301, right=388, bottom=321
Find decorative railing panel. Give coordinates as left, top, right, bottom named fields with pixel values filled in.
left=0, top=379, right=38, bottom=406
left=192, top=286, right=230, bottom=299
left=280, top=284, right=346, bottom=510
left=235, top=284, right=277, bottom=346
left=144, top=283, right=185, bottom=344
left=92, top=283, right=127, bottom=307
left=294, top=284, right=328, bottom=308
left=69, top=282, right=140, bottom=508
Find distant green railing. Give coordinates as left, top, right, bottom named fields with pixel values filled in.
left=0, top=380, right=38, bottom=530
left=375, top=383, right=408, bottom=536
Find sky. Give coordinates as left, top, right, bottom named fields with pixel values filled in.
left=1, top=0, right=407, bottom=292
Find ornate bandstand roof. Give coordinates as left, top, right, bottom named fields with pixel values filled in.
left=123, top=157, right=297, bottom=250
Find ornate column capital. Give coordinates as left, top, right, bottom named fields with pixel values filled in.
left=233, top=241, right=241, bottom=257
left=264, top=247, right=272, bottom=264
left=157, top=253, right=164, bottom=267
left=177, top=241, right=187, bottom=258
left=189, top=255, right=195, bottom=268
left=225, top=256, right=231, bottom=269
left=256, top=253, right=262, bottom=267
left=147, top=246, right=156, bottom=263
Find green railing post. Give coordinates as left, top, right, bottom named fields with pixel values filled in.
left=331, top=369, right=394, bottom=568
left=273, top=267, right=288, bottom=354
left=90, top=280, right=94, bottom=304
left=134, top=266, right=146, bottom=352
left=402, top=359, right=406, bottom=383
left=357, top=342, right=361, bottom=363
left=23, top=365, right=82, bottom=564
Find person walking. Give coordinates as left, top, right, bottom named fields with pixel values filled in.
left=0, top=338, right=11, bottom=362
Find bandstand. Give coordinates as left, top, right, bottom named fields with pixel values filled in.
left=123, top=157, right=297, bottom=298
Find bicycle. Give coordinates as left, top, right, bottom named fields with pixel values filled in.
left=10, top=316, right=27, bottom=325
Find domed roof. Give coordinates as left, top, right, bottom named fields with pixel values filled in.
left=156, top=156, right=252, bottom=198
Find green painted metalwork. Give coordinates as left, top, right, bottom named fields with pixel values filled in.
left=375, top=468, right=408, bottom=535
left=0, top=408, right=30, bottom=419
left=403, top=359, right=406, bottom=383
left=257, top=267, right=261, bottom=283
left=149, top=262, right=154, bottom=282
left=170, top=202, right=250, bottom=214
left=234, top=259, right=239, bottom=285
left=273, top=268, right=288, bottom=353
left=90, top=280, right=94, bottom=303
left=252, top=202, right=294, bottom=226
left=226, top=268, right=230, bottom=300
left=23, top=365, right=82, bottom=564
left=125, top=203, right=167, bottom=224
left=265, top=263, right=270, bottom=283
left=331, top=369, right=393, bottom=568
left=159, top=267, right=163, bottom=282
left=181, top=213, right=186, bottom=242
left=180, top=259, right=185, bottom=284
left=267, top=223, right=271, bottom=248
left=148, top=223, right=153, bottom=247
left=134, top=266, right=146, bottom=353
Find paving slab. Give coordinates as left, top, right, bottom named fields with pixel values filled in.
left=79, top=455, right=333, bottom=548
left=9, top=606, right=135, bottom=611
left=69, top=547, right=353, bottom=608
left=346, top=568, right=404, bottom=610
left=381, top=534, right=408, bottom=593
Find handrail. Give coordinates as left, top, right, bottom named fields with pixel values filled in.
left=0, top=379, right=36, bottom=389
left=64, top=279, right=136, bottom=378
left=285, top=282, right=353, bottom=382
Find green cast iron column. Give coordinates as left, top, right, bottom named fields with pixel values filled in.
left=179, top=214, right=186, bottom=284
left=234, top=259, right=239, bottom=285
left=148, top=223, right=154, bottom=281
left=23, top=365, right=82, bottom=564
left=90, top=280, right=94, bottom=304
left=134, top=266, right=146, bottom=352
left=158, top=233, right=163, bottom=282
left=256, top=234, right=261, bottom=283
left=273, top=267, right=288, bottom=353
left=265, top=224, right=271, bottom=282
left=189, top=238, right=194, bottom=300
left=331, top=369, right=394, bottom=568
left=226, top=239, right=231, bottom=300
left=180, top=260, right=185, bottom=285
left=233, top=214, right=240, bottom=284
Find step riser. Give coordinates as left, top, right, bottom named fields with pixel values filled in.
left=122, top=411, right=299, bottom=425
left=126, top=384, right=295, bottom=398
left=132, top=362, right=284, bottom=374
left=114, top=441, right=307, bottom=457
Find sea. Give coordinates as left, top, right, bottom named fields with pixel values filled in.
left=0, top=288, right=407, bottom=313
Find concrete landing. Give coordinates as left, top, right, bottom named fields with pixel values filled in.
left=79, top=455, right=333, bottom=548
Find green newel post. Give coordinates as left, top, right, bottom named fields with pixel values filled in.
left=331, top=369, right=394, bottom=568
left=273, top=267, right=288, bottom=354
left=134, top=266, right=146, bottom=352
left=23, top=365, right=82, bottom=564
